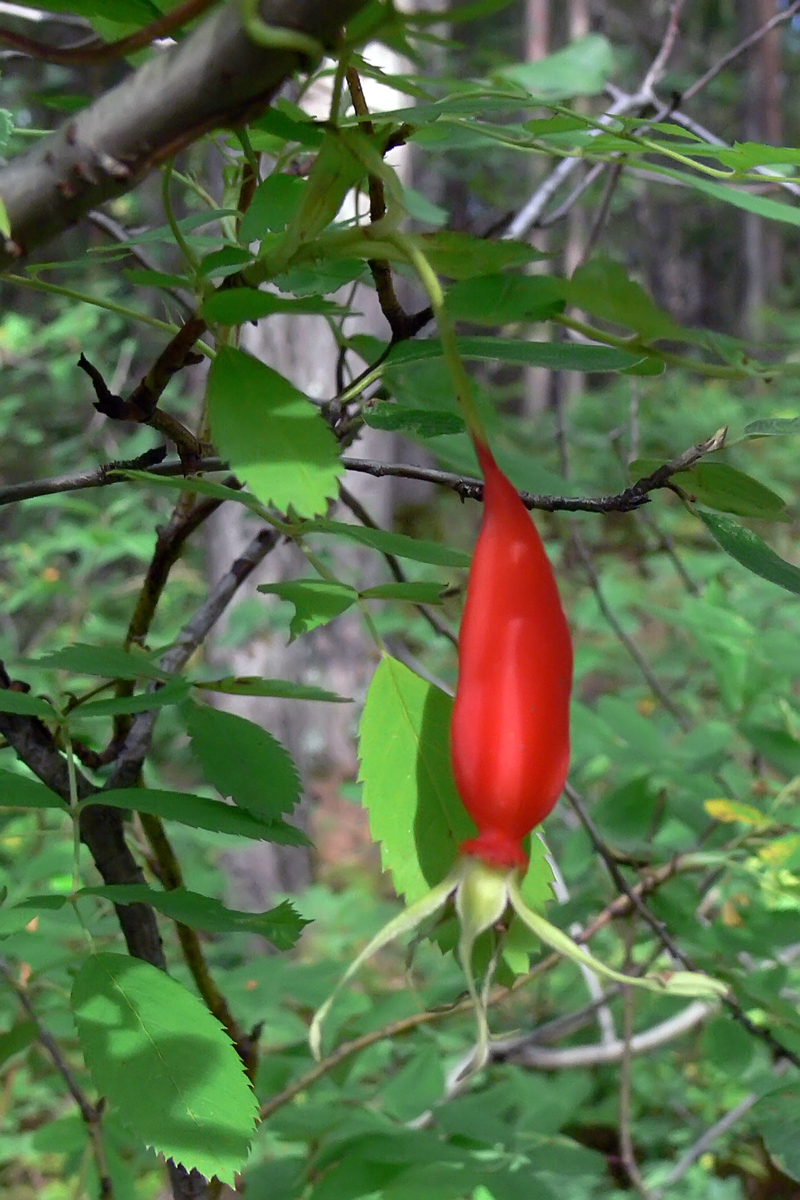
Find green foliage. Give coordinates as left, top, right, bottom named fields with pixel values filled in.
left=72, top=953, right=258, bottom=1184
left=359, top=656, right=473, bottom=901
left=207, top=347, right=341, bottom=516
left=6, top=5, right=800, bottom=1199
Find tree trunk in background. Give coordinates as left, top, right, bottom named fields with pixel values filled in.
left=522, top=0, right=551, bottom=417
left=205, top=51, right=419, bottom=910
left=740, top=0, right=783, bottom=336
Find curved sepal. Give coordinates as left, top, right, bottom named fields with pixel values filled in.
left=454, top=860, right=514, bottom=1071
left=507, top=876, right=729, bottom=1000
left=309, top=866, right=462, bottom=1060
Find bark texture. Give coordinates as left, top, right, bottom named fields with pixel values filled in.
left=0, top=0, right=369, bottom=267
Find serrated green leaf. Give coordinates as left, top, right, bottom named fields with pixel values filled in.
left=202, top=288, right=342, bottom=324
left=71, top=678, right=190, bottom=719
left=496, top=34, right=615, bottom=98
left=416, top=231, right=546, bottom=279
left=198, top=245, right=253, bottom=279
left=80, top=788, right=305, bottom=844
left=257, top=580, right=358, bottom=640
left=364, top=403, right=465, bottom=437
left=192, top=676, right=349, bottom=703
left=656, top=164, right=800, bottom=228
left=80, top=887, right=309, bottom=950
left=183, top=701, right=300, bottom=822
left=23, top=644, right=168, bottom=682
left=72, top=953, right=257, bottom=1184
left=207, top=347, right=341, bottom=517
left=359, top=657, right=474, bottom=902
left=384, top=335, right=639, bottom=372
left=0, top=769, right=67, bottom=810
left=295, top=518, right=470, bottom=568
left=237, top=173, right=307, bottom=244
left=697, top=509, right=800, bottom=596
left=359, top=582, right=446, bottom=604
left=447, top=272, right=564, bottom=324
left=558, top=259, right=689, bottom=342
left=631, top=460, right=787, bottom=520
left=0, top=690, right=57, bottom=718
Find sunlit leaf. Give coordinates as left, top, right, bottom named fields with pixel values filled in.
left=257, top=580, right=358, bottom=640
left=183, top=701, right=300, bottom=822
left=72, top=953, right=257, bottom=1184
left=359, top=656, right=473, bottom=901
left=207, top=347, right=341, bottom=517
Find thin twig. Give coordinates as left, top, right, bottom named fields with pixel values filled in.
left=0, top=957, right=114, bottom=1199
left=107, top=525, right=279, bottom=790
left=682, top=0, right=800, bottom=104
left=0, top=0, right=216, bottom=64
left=0, top=428, right=728, bottom=514
left=651, top=1093, right=760, bottom=1198
left=88, top=210, right=196, bottom=316
left=338, top=483, right=458, bottom=646
left=619, top=982, right=654, bottom=1199
left=570, top=529, right=690, bottom=727
left=504, top=0, right=684, bottom=239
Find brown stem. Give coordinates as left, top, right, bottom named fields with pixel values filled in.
left=0, top=0, right=219, bottom=66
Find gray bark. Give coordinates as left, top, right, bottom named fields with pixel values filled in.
left=0, top=0, right=369, bottom=267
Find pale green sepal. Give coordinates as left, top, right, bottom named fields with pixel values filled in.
left=648, top=970, right=730, bottom=1000
left=507, top=877, right=726, bottom=1000
left=454, top=860, right=514, bottom=1073
left=309, top=866, right=463, bottom=1060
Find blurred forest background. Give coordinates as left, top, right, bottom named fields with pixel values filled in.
left=5, top=1, right=800, bottom=1198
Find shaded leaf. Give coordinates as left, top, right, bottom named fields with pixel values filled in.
left=237, top=173, right=307, bottom=244
left=24, top=644, right=168, bottom=682
left=744, top=416, right=800, bottom=438
left=0, top=769, right=67, bottom=810
left=558, top=259, right=689, bottom=342
left=207, top=347, right=341, bottom=517
left=384, top=335, right=639, bottom=371
left=296, top=517, right=470, bottom=568
left=0, top=690, right=58, bottom=718
left=183, top=701, right=300, bottom=822
left=447, top=272, right=564, bottom=324
left=257, top=580, right=358, bottom=640
left=81, top=887, right=308, bottom=950
left=754, top=1089, right=800, bottom=1184
left=364, top=404, right=465, bottom=437
left=360, top=582, right=446, bottom=604
left=417, top=231, right=546, bottom=279
left=72, top=678, right=190, bottom=718
left=120, top=470, right=264, bottom=514
left=630, top=460, right=787, bottom=520
left=80, top=788, right=306, bottom=845
left=203, top=288, right=341, bottom=324
left=193, top=676, right=349, bottom=703
left=497, top=35, right=615, bottom=99
left=697, top=510, right=800, bottom=595
left=359, top=657, right=474, bottom=902
left=0, top=1021, right=36, bottom=1068
left=72, top=953, right=257, bottom=1184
